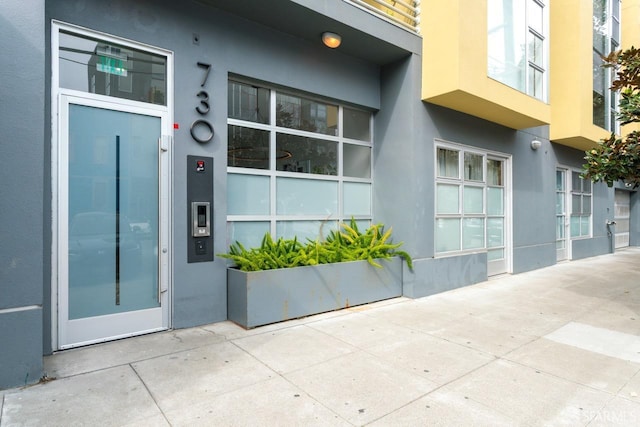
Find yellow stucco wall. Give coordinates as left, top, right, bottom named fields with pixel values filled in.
left=421, top=0, right=551, bottom=130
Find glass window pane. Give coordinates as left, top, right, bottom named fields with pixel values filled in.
left=581, top=215, right=590, bottom=236
left=276, top=220, right=338, bottom=242
left=528, top=0, right=544, bottom=34
left=343, top=182, right=371, bottom=216
left=59, top=31, right=167, bottom=105
left=557, top=240, right=565, bottom=250
left=276, top=93, right=338, bottom=136
left=228, top=81, right=270, bottom=124
left=227, top=174, right=269, bottom=215
left=593, top=0, right=607, bottom=54
left=343, top=144, right=371, bottom=178
left=463, top=218, right=485, bottom=250
left=529, top=66, right=543, bottom=99
left=487, top=187, right=504, bottom=216
left=488, top=248, right=504, bottom=261
left=528, top=32, right=543, bottom=67
left=556, top=170, right=564, bottom=191
left=437, top=148, right=459, bottom=178
left=572, top=194, right=582, bottom=214
left=343, top=108, right=371, bottom=141
left=582, top=178, right=591, bottom=193
left=583, top=195, right=592, bottom=214
left=556, top=216, right=565, bottom=239
left=464, top=186, right=484, bottom=214
left=556, top=193, right=565, bottom=215
left=487, top=0, right=526, bottom=92
left=487, top=159, right=503, bottom=186
left=228, top=125, right=270, bottom=170
left=464, top=153, right=484, bottom=181
left=276, top=177, right=338, bottom=215
left=276, top=133, right=337, bottom=175
left=436, top=184, right=460, bottom=214
left=228, top=221, right=270, bottom=249
left=572, top=171, right=583, bottom=192
left=570, top=216, right=581, bottom=237
left=487, top=218, right=503, bottom=247
left=436, top=218, right=460, bottom=253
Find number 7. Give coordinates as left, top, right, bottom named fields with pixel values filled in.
left=197, top=62, right=211, bottom=87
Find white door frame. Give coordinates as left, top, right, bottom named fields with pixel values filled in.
left=556, top=166, right=570, bottom=261
left=51, top=22, right=173, bottom=350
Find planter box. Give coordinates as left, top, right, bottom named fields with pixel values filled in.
left=227, top=257, right=403, bottom=328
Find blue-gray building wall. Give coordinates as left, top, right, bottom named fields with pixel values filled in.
left=0, top=0, right=46, bottom=389
left=1, top=0, right=635, bottom=390
left=44, top=0, right=390, bottom=336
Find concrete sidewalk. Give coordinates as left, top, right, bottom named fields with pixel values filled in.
left=3, top=249, right=640, bottom=426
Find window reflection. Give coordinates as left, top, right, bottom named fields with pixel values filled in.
left=228, top=125, right=270, bottom=170
left=276, top=93, right=338, bottom=136
left=276, top=133, right=337, bottom=175
left=59, top=31, right=167, bottom=105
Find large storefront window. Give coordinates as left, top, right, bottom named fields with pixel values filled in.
left=435, top=143, right=509, bottom=275
left=487, top=0, right=548, bottom=101
left=227, top=80, right=373, bottom=247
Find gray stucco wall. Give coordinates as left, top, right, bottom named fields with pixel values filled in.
left=553, top=143, right=614, bottom=259
left=0, top=0, right=46, bottom=389
left=44, top=0, right=403, bottom=331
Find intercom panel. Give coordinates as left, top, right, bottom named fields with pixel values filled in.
left=187, top=156, right=214, bottom=263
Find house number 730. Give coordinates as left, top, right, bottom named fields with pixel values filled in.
left=190, top=62, right=214, bottom=143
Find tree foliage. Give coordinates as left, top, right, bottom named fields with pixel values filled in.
left=583, top=47, right=640, bottom=188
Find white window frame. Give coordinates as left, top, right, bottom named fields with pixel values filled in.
left=487, top=0, right=549, bottom=102
left=226, top=78, right=374, bottom=246
left=569, top=169, right=593, bottom=240
left=433, top=140, right=512, bottom=275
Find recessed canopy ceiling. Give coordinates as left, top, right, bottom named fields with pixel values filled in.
left=193, top=0, right=418, bottom=65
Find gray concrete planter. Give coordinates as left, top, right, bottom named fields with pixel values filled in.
left=227, top=257, right=403, bottom=328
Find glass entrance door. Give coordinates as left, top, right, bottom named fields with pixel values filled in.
left=487, top=158, right=508, bottom=276
left=556, top=168, right=569, bottom=261
left=58, top=96, right=169, bottom=348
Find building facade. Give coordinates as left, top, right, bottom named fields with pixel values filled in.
left=1, top=0, right=639, bottom=389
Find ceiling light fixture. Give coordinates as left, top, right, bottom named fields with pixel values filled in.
left=322, top=32, right=342, bottom=49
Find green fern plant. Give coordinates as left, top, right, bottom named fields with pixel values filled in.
left=218, top=218, right=413, bottom=272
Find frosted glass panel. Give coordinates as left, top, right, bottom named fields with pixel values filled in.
left=464, top=186, right=483, bottom=214
left=556, top=216, right=565, bottom=239
left=277, top=220, right=338, bottom=242
left=487, top=218, right=503, bottom=247
left=436, top=218, right=460, bottom=252
left=581, top=216, right=590, bottom=235
left=68, top=104, right=160, bottom=319
left=228, top=174, right=269, bottom=215
left=228, top=221, right=270, bottom=249
left=437, top=184, right=459, bottom=214
left=488, top=248, right=504, bottom=261
left=344, top=182, right=371, bottom=216
left=276, top=178, right=338, bottom=215
left=487, top=187, right=503, bottom=215
left=343, top=144, right=371, bottom=178
left=343, top=108, right=371, bottom=141
left=556, top=193, right=565, bottom=215
left=463, top=218, right=484, bottom=249
left=570, top=216, right=581, bottom=237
